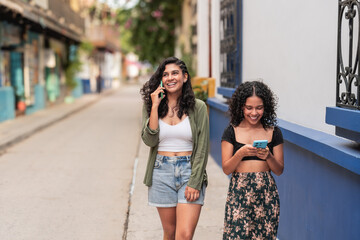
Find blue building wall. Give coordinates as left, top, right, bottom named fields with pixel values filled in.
left=326, top=107, right=360, bottom=143
left=208, top=98, right=360, bottom=240
left=25, top=84, right=45, bottom=115
left=276, top=141, right=360, bottom=240
left=103, top=77, right=112, bottom=90
left=81, top=79, right=91, bottom=94
left=0, top=86, right=15, bottom=122
left=208, top=98, right=230, bottom=165
left=72, top=77, right=83, bottom=98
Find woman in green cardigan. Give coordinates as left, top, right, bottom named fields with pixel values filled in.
left=140, top=57, right=209, bottom=240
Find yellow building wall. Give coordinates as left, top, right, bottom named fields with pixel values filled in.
left=177, top=0, right=197, bottom=74
left=69, top=0, right=80, bottom=12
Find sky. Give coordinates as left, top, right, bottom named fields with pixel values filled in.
left=97, top=0, right=138, bottom=9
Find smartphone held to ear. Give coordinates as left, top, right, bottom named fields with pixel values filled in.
left=160, top=81, right=164, bottom=99
left=253, top=140, right=268, bottom=148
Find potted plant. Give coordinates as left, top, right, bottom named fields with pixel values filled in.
left=193, top=84, right=208, bottom=103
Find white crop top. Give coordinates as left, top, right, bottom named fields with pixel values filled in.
left=158, top=117, right=193, bottom=152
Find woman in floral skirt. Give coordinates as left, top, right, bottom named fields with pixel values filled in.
left=221, top=81, right=284, bottom=239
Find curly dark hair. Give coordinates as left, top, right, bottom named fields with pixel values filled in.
left=228, top=81, right=278, bottom=129
left=140, top=57, right=195, bottom=118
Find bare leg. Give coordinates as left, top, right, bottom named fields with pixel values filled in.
left=157, top=207, right=177, bottom=240
left=175, top=203, right=202, bottom=240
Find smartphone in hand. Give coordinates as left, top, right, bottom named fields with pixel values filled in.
left=160, top=81, right=164, bottom=99
left=253, top=140, right=268, bottom=148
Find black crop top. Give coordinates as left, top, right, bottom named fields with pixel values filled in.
left=221, top=125, right=284, bottom=161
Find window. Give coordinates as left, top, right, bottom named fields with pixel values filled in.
left=336, top=0, right=360, bottom=110
left=219, top=0, right=242, bottom=92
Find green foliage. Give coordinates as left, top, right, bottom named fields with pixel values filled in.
left=118, top=0, right=183, bottom=65
left=65, top=46, right=82, bottom=92
left=65, top=61, right=80, bottom=92
left=193, top=85, right=208, bottom=103
left=79, top=41, right=94, bottom=54
left=64, top=42, right=94, bottom=93
left=180, top=44, right=196, bottom=78
left=115, top=8, right=135, bottom=54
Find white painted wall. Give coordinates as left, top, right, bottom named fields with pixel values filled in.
left=242, top=0, right=337, bottom=134
left=197, top=0, right=210, bottom=77
left=34, top=0, right=48, bottom=9
left=103, top=52, right=121, bottom=80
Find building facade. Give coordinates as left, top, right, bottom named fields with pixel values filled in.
left=193, top=0, right=360, bottom=239
left=0, top=0, right=85, bottom=122
left=76, top=0, right=122, bottom=93
left=0, top=0, right=123, bottom=123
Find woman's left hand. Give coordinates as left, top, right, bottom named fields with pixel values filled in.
left=185, top=186, right=200, bottom=202
left=256, top=147, right=270, bottom=160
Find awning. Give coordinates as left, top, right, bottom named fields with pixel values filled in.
left=0, top=0, right=83, bottom=43
left=0, top=0, right=23, bottom=14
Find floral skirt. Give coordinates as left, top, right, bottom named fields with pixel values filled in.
left=223, top=172, right=280, bottom=240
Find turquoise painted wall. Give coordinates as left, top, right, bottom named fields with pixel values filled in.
left=10, top=52, right=24, bottom=102
left=25, top=84, right=45, bottom=115
left=0, top=87, right=15, bottom=122
left=72, top=77, right=83, bottom=98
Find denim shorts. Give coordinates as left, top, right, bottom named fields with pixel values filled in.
left=148, top=154, right=206, bottom=207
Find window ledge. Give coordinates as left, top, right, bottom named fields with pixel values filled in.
left=207, top=97, right=229, bottom=112
left=278, top=119, right=360, bottom=175
left=217, top=87, right=235, bottom=99
left=326, top=107, right=360, bottom=143
left=207, top=100, right=360, bottom=175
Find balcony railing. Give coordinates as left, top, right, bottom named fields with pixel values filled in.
left=48, top=0, right=84, bottom=34
left=337, top=0, right=360, bottom=110
left=88, top=25, right=120, bottom=52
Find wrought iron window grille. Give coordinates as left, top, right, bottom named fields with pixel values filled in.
left=220, top=0, right=241, bottom=89
left=337, top=0, right=360, bottom=110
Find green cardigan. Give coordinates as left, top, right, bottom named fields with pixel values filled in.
left=141, top=99, right=209, bottom=190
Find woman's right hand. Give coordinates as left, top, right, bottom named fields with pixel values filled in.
left=222, top=143, right=258, bottom=175
left=236, top=144, right=257, bottom=158
left=150, top=85, right=165, bottom=107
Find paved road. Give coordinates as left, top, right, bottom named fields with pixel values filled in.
left=0, top=85, right=143, bottom=240
left=0, top=84, right=229, bottom=240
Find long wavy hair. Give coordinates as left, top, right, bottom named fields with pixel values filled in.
left=229, top=81, right=278, bottom=129
left=140, top=57, right=195, bottom=118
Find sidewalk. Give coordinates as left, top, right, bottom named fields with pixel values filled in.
left=127, top=138, right=229, bottom=239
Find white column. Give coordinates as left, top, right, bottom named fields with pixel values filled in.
left=211, top=0, right=221, bottom=97
left=197, top=0, right=209, bottom=77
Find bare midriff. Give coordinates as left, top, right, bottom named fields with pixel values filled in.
left=158, top=151, right=193, bottom=157
left=235, top=160, right=270, bottom=173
